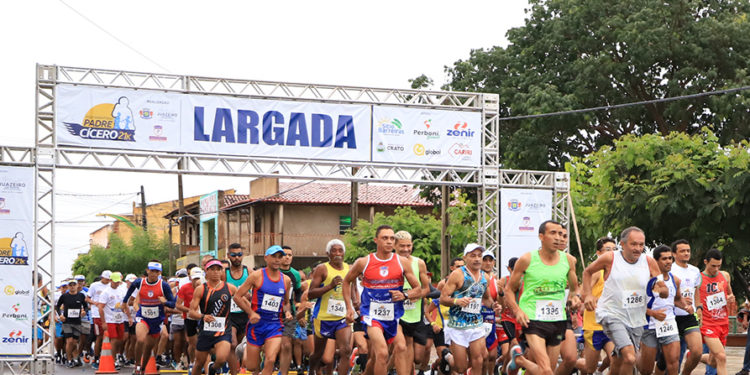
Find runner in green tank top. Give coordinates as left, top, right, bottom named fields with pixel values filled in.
left=390, top=231, right=430, bottom=375
left=503, top=220, right=579, bottom=375
left=225, top=243, right=250, bottom=375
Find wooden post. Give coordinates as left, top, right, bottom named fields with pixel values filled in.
left=351, top=169, right=359, bottom=228
left=440, top=186, right=450, bottom=278
left=177, top=162, right=186, bottom=257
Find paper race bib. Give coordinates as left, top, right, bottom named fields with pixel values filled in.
left=141, top=306, right=160, bottom=319
left=461, top=298, right=482, bottom=315
left=535, top=300, right=564, bottom=321
left=403, top=298, right=416, bottom=311
left=655, top=317, right=678, bottom=338
left=706, top=292, right=727, bottom=311
left=622, top=291, right=645, bottom=309
left=483, top=322, right=494, bottom=337
left=230, top=299, right=243, bottom=313
left=67, top=309, right=81, bottom=318
left=204, top=317, right=226, bottom=332
left=261, top=294, right=282, bottom=312
left=681, top=288, right=694, bottom=300
left=369, top=302, right=395, bottom=321
left=326, top=297, right=346, bottom=317
left=171, top=314, right=184, bottom=325
left=113, top=312, right=124, bottom=322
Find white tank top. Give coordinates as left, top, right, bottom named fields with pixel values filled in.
left=596, top=251, right=651, bottom=327
left=670, top=262, right=701, bottom=316
left=646, top=273, right=676, bottom=329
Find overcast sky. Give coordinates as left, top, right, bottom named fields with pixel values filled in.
left=0, top=0, right=530, bottom=280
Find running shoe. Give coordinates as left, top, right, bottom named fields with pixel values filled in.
left=508, top=345, right=523, bottom=371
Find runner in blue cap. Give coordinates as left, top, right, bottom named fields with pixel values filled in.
left=234, top=246, right=293, bottom=375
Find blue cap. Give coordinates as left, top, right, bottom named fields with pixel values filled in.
left=147, top=262, right=162, bottom=271
left=265, top=245, right=285, bottom=256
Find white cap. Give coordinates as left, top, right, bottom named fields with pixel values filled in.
left=124, top=274, right=137, bottom=282
left=100, top=270, right=112, bottom=279
left=190, top=268, right=204, bottom=280
left=463, top=243, right=485, bottom=256
left=482, top=249, right=495, bottom=259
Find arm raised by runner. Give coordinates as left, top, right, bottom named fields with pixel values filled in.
left=503, top=252, right=531, bottom=327
left=439, top=268, right=469, bottom=308
left=234, top=269, right=261, bottom=324
left=647, top=256, right=669, bottom=298
left=307, top=263, right=331, bottom=300
left=343, top=257, right=366, bottom=324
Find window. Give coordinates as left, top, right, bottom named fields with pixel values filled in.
left=339, top=216, right=352, bottom=234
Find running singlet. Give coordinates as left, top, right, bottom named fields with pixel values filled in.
left=583, top=270, right=605, bottom=331
left=671, top=262, right=701, bottom=316
left=401, top=257, right=423, bottom=323
left=518, top=250, right=569, bottom=322
left=360, top=253, right=404, bottom=322
left=700, top=271, right=729, bottom=325
left=645, top=273, right=677, bottom=330
left=226, top=266, right=249, bottom=313
left=596, top=251, right=650, bottom=327
left=312, top=262, right=350, bottom=321
left=481, top=275, right=498, bottom=335
left=448, top=266, right=487, bottom=329
left=136, top=277, right=167, bottom=319
left=199, top=281, right=232, bottom=336
left=251, top=268, right=286, bottom=322
left=500, top=276, right=520, bottom=324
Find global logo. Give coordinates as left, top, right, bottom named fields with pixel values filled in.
left=446, top=122, right=475, bottom=138
left=148, top=125, right=167, bottom=142
left=508, top=199, right=522, bottom=211
left=0, top=197, right=9, bottom=214
left=139, top=109, right=153, bottom=119
left=377, top=118, right=405, bottom=136
left=63, top=96, right=136, bottom=142
left=413, top=144, right=441, bottom=157
left=376, top=142, right=385, bottom=152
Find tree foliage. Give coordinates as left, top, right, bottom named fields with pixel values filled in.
left=443, top=0, right=750, bottom=170
left=343, top=196, right=477, bottom=277
left=72, top=229, right=171, bottom=281
left=567, top=130, right=750, bottom=298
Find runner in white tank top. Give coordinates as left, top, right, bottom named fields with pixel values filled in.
left=668, top=239, right=703, bottom=375
left=582, top=227, right=666, bottom=375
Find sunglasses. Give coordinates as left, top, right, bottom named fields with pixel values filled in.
left=229, top=252, right=243, bottom=257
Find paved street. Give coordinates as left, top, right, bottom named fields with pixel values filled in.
left=48, top=346, right=750, bottom=375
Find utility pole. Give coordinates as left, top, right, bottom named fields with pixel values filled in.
left=350, top=168, right=359, bottom=229
left=440, top=185, right=450, bottom=278
left=140, top=185, right=147, bottom=231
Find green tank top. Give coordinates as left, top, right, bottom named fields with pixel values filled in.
left=518, top=250, right=569, bottom=321
left=401, top=256, right=422, bottom=323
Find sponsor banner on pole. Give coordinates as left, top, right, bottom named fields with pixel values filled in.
left=371, top=106, right=482, bottom=167
left=499, top=188, right=552, bottom=277
left=56, top=84, right=372, bottom=162
left=0, top=166, right=34, bottom=356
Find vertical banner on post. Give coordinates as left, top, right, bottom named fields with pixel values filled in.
left=499, top=188, right=552, bottom=277
left=0, top=166, right=34, bottom=356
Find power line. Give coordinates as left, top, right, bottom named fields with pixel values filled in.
left=57, top=0, right=171, bottom=73
left=498, top=84, right=750, bottom=121
left=56, top=191, right=139, bottom=197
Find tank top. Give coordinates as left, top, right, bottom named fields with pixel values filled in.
left=312, top=262, right=350, bottom=321
left=700, top=271, right=729, bottom=325
left=199, top=281, right=231, bottom=336
left=646, top=273, right=677, bottom=330
left=360, top=253, right=404, bottom=322
left=401, top=257, right=423, bottom=323
left=671, top=262, right=701, bottom=316
left=251, top=268, right=286, bottom=322
left=596, top=251, right=650, bottom=327
left=226, top=266, right=249, bottom=314
left=482, top=275, right=498, bottom=334
left=583, top=270, right=605, bottom=331
left=448, top=266, right=487, bottom=329
left=518, top=250, right=569, bottom=322
left=500, top=276, right=520, bottom=324
left=432, top=298, right=450, bottom=329
left=138, top=277, right=166, bottom=320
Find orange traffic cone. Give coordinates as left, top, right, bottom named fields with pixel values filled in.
left=96, top=331, right=118, bottom=374
left=143, top=354, right=159, bottom=375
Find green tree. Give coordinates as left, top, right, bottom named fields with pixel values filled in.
left=443, top=0, right=750, bottom=170
left=72, top=229, right=172, bottom=281
left=566, top=130, right=750, bottom=298
left=343, top=196, right=477, bottom=277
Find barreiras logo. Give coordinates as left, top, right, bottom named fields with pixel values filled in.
left=2, top=330, right=29, bottom=344
left=0, top=197, right=9, bottom=214
left=446, top=122, right=475, bottom=138
left=64, top=96, right=136, bottom=142
left=377, top=118, right=405, bottom=136
left=508, top=199, right=522, bottom=211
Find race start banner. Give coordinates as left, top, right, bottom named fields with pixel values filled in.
left=0, top=166, right=34, bottom=356
left=499, top=188, right=552, bottom=277
left=54, top=84, right=482, bottom=168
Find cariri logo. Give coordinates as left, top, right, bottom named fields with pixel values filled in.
left=508, top=199, right=522, bottom=211
left=139, top=109, right=153, bottom=119
left=413, top=144, right=425, bottom=156
left=63, top=96, right=137, bottom=142
left=0, top=197, right=9, bottom=214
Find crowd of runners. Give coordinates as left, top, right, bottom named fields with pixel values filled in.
left=51, top=221, right=738, bottom=375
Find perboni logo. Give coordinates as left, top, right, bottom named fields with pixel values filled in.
left=377, top=118, right=405, bottom=136
left=0, top=197, right=9, bottom=214
left=139, top=108, right=153, bottom=119
left=508, top=199, right=522, bottom=211
left=414, top=119, right=439, bottom=139
left=64, top=97, right=136, bottom=142
left=2, top=330, right=29, bottom=344
left=2, top=304, right=28, bottom=321
left=446, top=122, right=475, bottom=138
